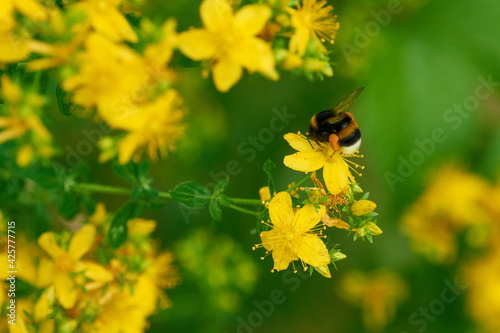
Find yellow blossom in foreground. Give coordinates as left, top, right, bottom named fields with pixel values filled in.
left=62, top=33, right=148, bottom=110
left=37, top=225, right=114, bottom=309
left=287, top=0, right=340, bottom=55
left=254, top=191, right=330, bottom=272
left=71, top=0, right=137, bottom=43
left=283, top=132, right=360, bottom=194
left=0, top=0, right=48, bottom=33
left=143, top=18, right=178, bottom=80
left=90, top=252, right=179, bottom=333
left=102, top=89, right=185, bottom=164
left=178, top=0, right=278, bottom=92
left=340, top=270, right=408, bottom=332
left=0, top=32, right=31, bottom=63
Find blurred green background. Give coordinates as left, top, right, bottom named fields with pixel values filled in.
left=32, top=0, right=500, bottom=332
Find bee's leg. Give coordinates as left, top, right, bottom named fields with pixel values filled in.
left=328, top=133, right=340, bottom=151
left=306, top=137, right=314, bottom=149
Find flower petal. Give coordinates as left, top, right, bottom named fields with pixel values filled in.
left=77, top=261, right=114, bottom=283
left=284, top=132, right=318, bottom=152
left=271, top=242, right=298, bottom=271
left=68, top=224, right=96, bottom=261
left=234, top=4, right=271, bottom=36
left=323, top=154, right=355, bottom=194
left=35, top=257, right=54, bottom=288
left=289, top=27, right=310, bottom=56
left=293, top=204, right=326, bottom=234
left=283, top=150, right=328, bottom=173
left=293, top=234, right=330, bottom=267
left=178, top=29, right=216, bottom=61
left=54, top=274, right=77, bottom=309
left=232, top=37, right=278, bottom=80
left=212, top=56, right=242, bottom=92
left=268, top=191, right=294, bottom=230
left=38, top=232, right=65, bottom=259
left=200, top=0, right=232, bottom=32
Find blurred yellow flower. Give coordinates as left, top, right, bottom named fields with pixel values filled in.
left=283, top=132, right=358, bottom=194
left=178, top=0, right=278, bottom=92
left=0, top=0, right=48, bottom=33
left=340, top=270, right=408, bottom=332
left=143, top=18, right=178, bottom=80
left=37, top=225, right=114, bottom=309
left=103, top=88, right=185, bottom=164
left=91, top=251, right=179, bottom=333
left=463, top=243, right=500, bottom=333
left=0, top=76, right=53, bottom=163
left=402, top=165, right=491, bottom=263
left=72, top=0, right=137, bottom=43
left=254, top=191, right=330, bottom=272
left=0, top=32, right=31, bottom=63
left=62, top=33, right=148, bottom=110
left=287, top=0, right=340, bottom=55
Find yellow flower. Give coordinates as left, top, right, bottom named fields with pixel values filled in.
left=90, top=252, right=179, bottom=332
left=402, top=165, right=491, bottom=263
left=0, top=31, right=31, bottom=63
left=463, top=243, right=500, bottom=333
left=340, top=270, right=408, bottom=332
left=178, top=0, right=278, bottom=92
left=62, top=33, right=148, bottom=110
left=143, top=18, right=178, bottom=81
left=287, top=0, right=340, bottom=56
left=253, top=191, right=330, bottom=272
left=103, top=88, right=185, bottom=164
left=0, top=76, right=51, bottom=146
left=0, top=0, right=48, bottom=33
left=283, top=132, right=360, bottom=195
left=37, top=225, right=114, bottom=309
left=72, top=0, right=137, bottom=43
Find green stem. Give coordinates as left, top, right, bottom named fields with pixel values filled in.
left=158, top=191, right=172, bottom=199
left=286, top=173, right=311, bottom=193
left=74, top=183, right=132, bottom=196
left=224, top=203, right=261, bottom=217
left=228, top=197, right=263, bottom=206
left=73, top=182, right=260, bottom=217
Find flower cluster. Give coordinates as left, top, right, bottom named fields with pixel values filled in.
left=1, top=0, right=341, bottom=166
left=402, top=164, right=500, bottom=332
left=0, top=205, right=179, bottom=332
left=253, top=132, right=382, bottom=277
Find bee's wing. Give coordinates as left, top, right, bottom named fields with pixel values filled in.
left=332, top=87, right=365, bottom=115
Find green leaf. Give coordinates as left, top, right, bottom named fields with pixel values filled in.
left=58, top=191, right=80, bottom=219
left=359, top=192, right=370, bottom=201
left=209, top=197, right=222, bottom=221
left=55, top=83, right=83, bottom=116
left=215, top=177, right=229, bottom=193
left=108, top=201, right=142, bottom=249
left=169, top=181, right=211, bottom=209
left=263, top=159, right=276, bottom=198
left=112, top=159, right=138, bottom=185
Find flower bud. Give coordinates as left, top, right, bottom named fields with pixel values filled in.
left=355, top=227, right=366, bottom=238
left=314, top=265, right=331, bottom=278
left=364, top=222, right=383, bottom=236
left=306, top=187, right=322, bottom=204
left=330, top=248, right=347, bottom=261
left=350, top=200, right=377, bottom=216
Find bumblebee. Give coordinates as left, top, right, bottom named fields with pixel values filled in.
left=308, top=87, right=364, bottom=155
